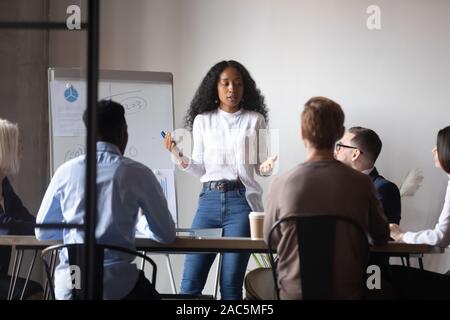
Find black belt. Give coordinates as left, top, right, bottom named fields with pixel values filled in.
left=203, top=180, right=245, bottom=192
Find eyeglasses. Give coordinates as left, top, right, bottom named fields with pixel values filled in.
left=335, top=142, right=362, bottom=153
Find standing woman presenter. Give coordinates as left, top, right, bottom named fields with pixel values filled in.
left=164, top=60, right=276, bottom=299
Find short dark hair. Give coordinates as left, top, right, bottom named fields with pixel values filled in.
left=82, top=100, right=126, bottom=141
left=348, top=127, right=382, bottom=163
left=437, top=126, right=450, bottom=174
left=301, top=97, right=345, bottom=149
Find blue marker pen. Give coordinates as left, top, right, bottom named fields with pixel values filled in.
left=162, top=131, right=182, bottom=157
left=161, top=131, right=176, bottom=146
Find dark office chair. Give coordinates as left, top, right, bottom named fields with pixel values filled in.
left=268, top=215, right=369, bottom=300
left=41, top=243, right=157, bottom=300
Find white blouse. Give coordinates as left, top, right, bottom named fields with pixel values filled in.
left=181, top=108, right=269, bottom=212
left=403, top=180, right=450, bottom=247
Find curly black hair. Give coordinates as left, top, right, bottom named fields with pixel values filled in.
left=184, top=60, right=268, bottom=130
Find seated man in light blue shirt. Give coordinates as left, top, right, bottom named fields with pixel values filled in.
left=36, top=100, right=176, bottom=300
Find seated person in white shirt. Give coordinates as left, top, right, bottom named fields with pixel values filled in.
left=390, top=126, right=450, bottom=246
left=389, top=126, right=450, bottom=299
left=35, top=100, right=176, bottom=300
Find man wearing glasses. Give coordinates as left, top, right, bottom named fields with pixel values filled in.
left=334, top=127, right=401, bottom=224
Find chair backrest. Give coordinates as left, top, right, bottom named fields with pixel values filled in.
left=41, top=243, right=157, bottom=300
left=244, top=267, right=278, bottom=300
left=268, top=215, right=369, bottom=300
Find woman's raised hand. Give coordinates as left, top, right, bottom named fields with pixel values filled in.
left=164, top=131, right=176, bottom=152
left=259, top=155, right=278, bottom=175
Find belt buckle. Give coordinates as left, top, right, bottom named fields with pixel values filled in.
left=217, top=183, right=226, bottom=192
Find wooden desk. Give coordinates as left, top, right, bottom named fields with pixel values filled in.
left=0, top=235, right=445, bottom=300
left=137, top=237, right=445, bottom=255
left=1, top=235, right=444, bottom=254
left=370, top=242, right=444, bottom=255
left=136, top=236, right=269, bottom=253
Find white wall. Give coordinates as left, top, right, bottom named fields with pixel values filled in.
left=50, top=0, right=450, bottom=295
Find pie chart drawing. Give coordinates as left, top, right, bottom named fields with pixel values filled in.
left=64, top=85, right=79, bottom=103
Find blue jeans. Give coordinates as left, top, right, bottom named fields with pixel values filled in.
left=180, top=186, right=251, bottom=300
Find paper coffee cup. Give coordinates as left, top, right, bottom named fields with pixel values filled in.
left=249, top=211, right=265, bottom=240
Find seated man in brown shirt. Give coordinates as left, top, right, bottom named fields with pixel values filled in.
left=263, top=96, right=389, bottom=300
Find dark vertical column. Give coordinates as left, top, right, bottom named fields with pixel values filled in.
left=0, top=0, right=50, bottom=215
left=85, top=0, right=100, bottom=300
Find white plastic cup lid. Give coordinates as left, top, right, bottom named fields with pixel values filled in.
left=249, top=211, right=265, bottom=218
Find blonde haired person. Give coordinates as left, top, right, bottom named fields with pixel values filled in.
left=263, top=97, right=389, bottom=299
left=0, top=118, right=41, bottom=299
left=0, top=119, right=21, bottom=177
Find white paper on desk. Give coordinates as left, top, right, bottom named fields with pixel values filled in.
left=50, top=81, right=86, bottom=137
left=152, top=169, right=177, bottom=224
